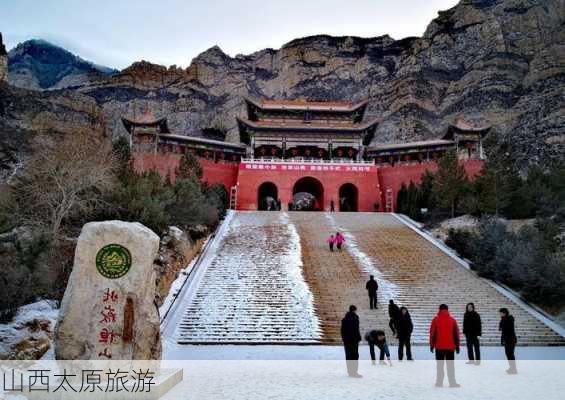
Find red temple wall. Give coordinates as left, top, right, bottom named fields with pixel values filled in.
left=377, top=159, right=484, bottom=211
left=132, top=152, right=239, bottom=191
left=235, top=162, right=381, bottom=212
left=133, top=152, right=484, bottom=213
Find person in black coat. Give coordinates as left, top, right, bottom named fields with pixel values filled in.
left=388, top=300, right=400, bottom=337
left=397, top=306, right=414, bottom=361
left=499, top=308, right=517, bottom=374
left=341, top=305, right=362, bottom=377
left=366, top=276, right=379, bottom=309
left=463, top=302, right=482, bottom=364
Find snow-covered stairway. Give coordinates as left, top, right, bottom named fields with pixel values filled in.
left=174, top=212, right=321, bottom=344
left=326, top=213, right=565, bottom=345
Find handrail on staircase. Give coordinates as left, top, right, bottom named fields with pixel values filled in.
left=159, top=221, right=221, bottom=324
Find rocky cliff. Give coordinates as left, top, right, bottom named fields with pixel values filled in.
left=0, top=33, right=7, bottom=84
left=4, top=0, right=565, bottom=167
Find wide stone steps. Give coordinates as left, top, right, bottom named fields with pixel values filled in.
left=172, top=211, right=564, bottom=345
left=174, top=212, right=322, bottom=343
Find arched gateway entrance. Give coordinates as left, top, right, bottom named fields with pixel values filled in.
left=257, top=182, right=279, bottom=210
left=292, top=177, right=324, bottom=211
left=339, top=183, right=359, bottom=212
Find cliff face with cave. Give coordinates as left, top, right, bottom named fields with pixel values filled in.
left=2, top=0, right=564, bottom=172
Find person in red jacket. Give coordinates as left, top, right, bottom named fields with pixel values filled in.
left=429, top=304, right=461, bottom=388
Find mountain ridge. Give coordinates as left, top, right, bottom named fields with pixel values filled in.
left=1, top=0, right=564, bottom=170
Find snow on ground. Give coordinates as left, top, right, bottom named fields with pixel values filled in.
left=164, top=344, right=565, bottom=360
left=159, top=348, right=565, bottom=400
left=0, top=300, right=58, bottom=359
left=167, top=211, right=321, bottom=343
left=325, top=213, right=400, bottom=300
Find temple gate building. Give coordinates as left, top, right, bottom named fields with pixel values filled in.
left=124, top=98, right=488, bottom=212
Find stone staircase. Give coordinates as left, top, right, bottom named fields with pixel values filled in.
left=320, top=213, right=564, bottom=345
left=175, top=212, right=321, bottom=343
left=172, top=211, right=564, bottom=345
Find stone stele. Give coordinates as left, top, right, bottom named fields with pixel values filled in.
left=55, top=220, right=161, bottom=360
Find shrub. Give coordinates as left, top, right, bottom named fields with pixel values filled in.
left=445, top=229, right=477, bottom=261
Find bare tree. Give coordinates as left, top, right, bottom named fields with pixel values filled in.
left=13, top=131, right=117, bottom=239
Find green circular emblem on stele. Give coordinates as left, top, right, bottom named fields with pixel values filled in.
left=95, top=244, right=132, bottom=279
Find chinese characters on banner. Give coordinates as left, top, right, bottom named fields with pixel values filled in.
left=241, top=163, right=376, bottom=172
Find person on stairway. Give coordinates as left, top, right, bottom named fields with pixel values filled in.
left=341, top=305, right=362, bottom=378
left=335, top=232, right=345, bottom=250
left=499, top=307, right=518, bottom=374
left=365, top=329, right=392, bottom=366
left=463, top=302, right=482, bottom=365
left=429, top=304, right=461, bottom=388
left=327, top=234, right=335, bottom=252
left=397, top=306, right=414, bottom=361
left=330, top=200, right=335, bottom=212
left=388, top=299, right=400, bottom=337
left=366, top=275, right=379, bottom=309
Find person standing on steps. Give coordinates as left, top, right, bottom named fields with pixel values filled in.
left=327, top=234, right=335, bottom=252
left=388, top=299, right=400, bottom=337
left=365, top=329, right=392, bottom=366
left=463, top=302, right=482, bottom=365
left=341, top=305, right=362, bottom=378
left=429, top=304, right=461, bottom=388
left=366, top=275, right=379, bottom=309
left=397, top=306, right=414, bottom=361
left=330, top=199, right=335, bottom=212
left=499, top=308, right=518, bottom=374
left=335, top=232, right=345, bottom=251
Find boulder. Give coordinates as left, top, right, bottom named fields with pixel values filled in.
left=54, top=220, right=161, bottom=360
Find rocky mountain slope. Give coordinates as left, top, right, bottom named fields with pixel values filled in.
left=7, top=39, right=115, bottom=90
left=4, top=0, right=565, bottom=167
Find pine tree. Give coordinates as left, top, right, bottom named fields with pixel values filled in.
left=474, top=135, right=520, bottom=216
left=433, top=150, right=468, bottom=218
left=396, top=183, right=408, bottom=213
left=176, top=151, right=203, bottom=181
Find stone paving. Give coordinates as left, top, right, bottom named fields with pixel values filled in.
left=173, top=211, right=564, bottom=345
left=295, top=212, right=564, bottom=345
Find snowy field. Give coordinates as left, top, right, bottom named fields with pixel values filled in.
left=158, top=356, right=565, bottom=400
left=160, top=344, right=565, bottom=399
left=164, top=344, right=565, bottom=360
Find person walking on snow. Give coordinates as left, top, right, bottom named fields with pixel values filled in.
left=499, top=308, right=518, bottom=374
left=335, top=232, right=345, bottom=250
left=463, top=302, right=482, bottom=364
left=365, top=329, right=392, bottom=366
left=388, top=299, right=400, bottom=337
left=397, top=306, right=414, bottom=361
left=341, top=305, right=362, bottom=378
left=327, top=234, right=335, bottom=252
left=429, top=304, right=461, bottom=388
left=366, top=275, right=379, bottom=309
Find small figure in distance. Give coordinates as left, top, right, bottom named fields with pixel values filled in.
left=341, top=305, right=362, bottom=378
left=499, top=307, right=518, bottom=375
left=327, top=234, right=335, bottom=252
left=429, top=304, right=461, bottom=388
left=366, top=275, right=379, bottom=310
left=388, top=299, right=400, bottom=338
left=365, top=329, right=392, bottom=367
left=397, top=306, right=414, bottom=361
left=335, top=232, right=345, bottom=251
left=463, top=302, right=482, bottom=365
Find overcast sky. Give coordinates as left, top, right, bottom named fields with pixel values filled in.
left=2, top=0, right=459, bottom=69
